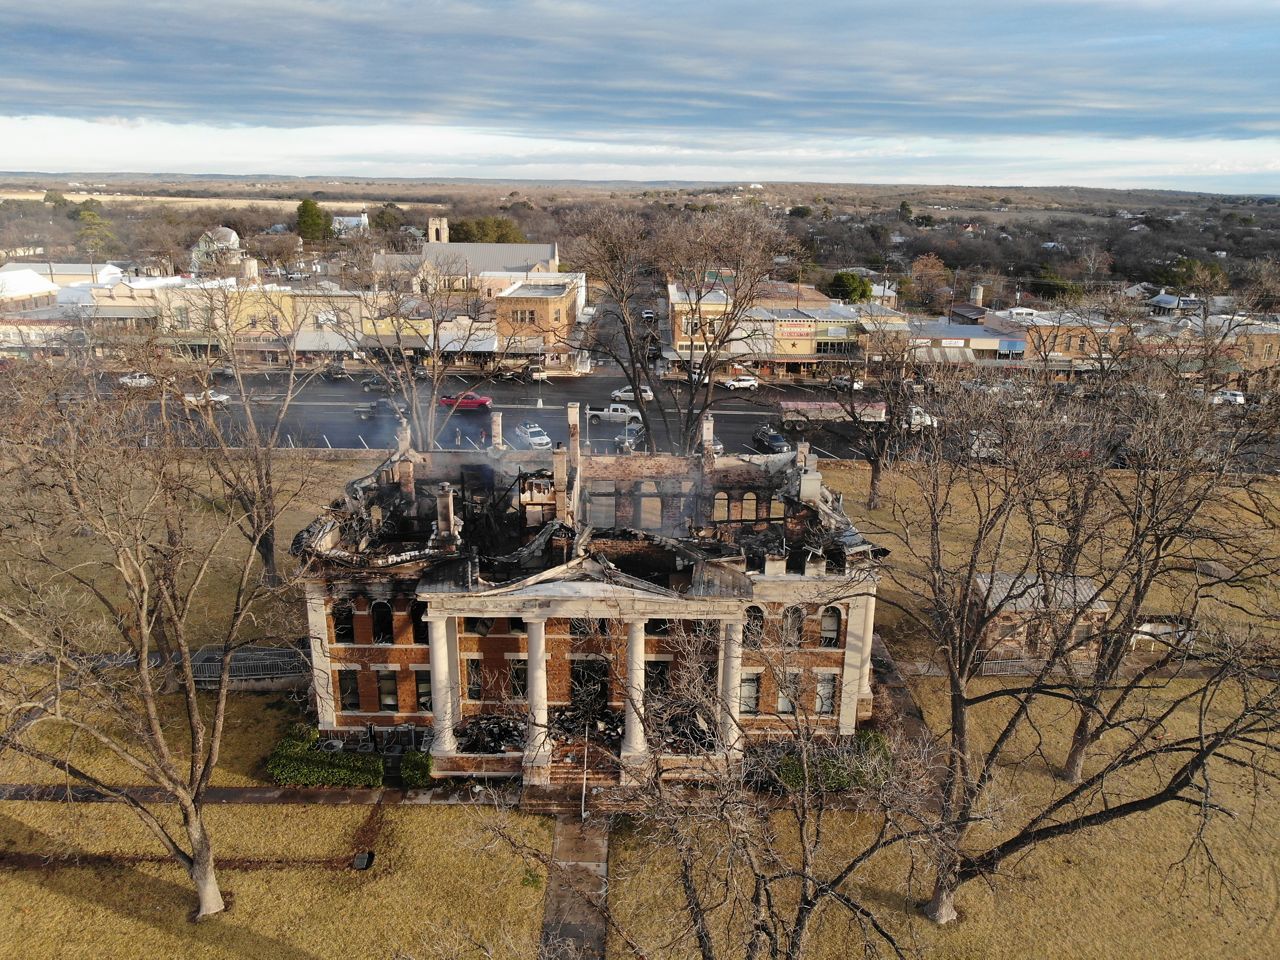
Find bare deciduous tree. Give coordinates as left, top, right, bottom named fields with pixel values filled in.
left=865, top=364, right=1280, bottom=924
left=0, top=364, right=300, bottom=918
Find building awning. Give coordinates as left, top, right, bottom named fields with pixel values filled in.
left=362, top=333, right=547, bottom=356
left=295, top=329, right=358, bottom=352
left=914, top=346, right=976, bottom=364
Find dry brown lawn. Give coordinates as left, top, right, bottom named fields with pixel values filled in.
left=608, top=675, right=1280, bottom=959
left=820, top=461, right=1280, bottom=662
left=0, top=691, right=299, bottom=787
left=605, top=460, right=1279, bottom=958
left=0, top=800, right=551, bottom=960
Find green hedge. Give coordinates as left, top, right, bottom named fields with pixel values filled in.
left=265, top=724, right=384, bottom=788
left=753, top=731, right=893, bottom=794
left=401, top=750, right=434, bottom=789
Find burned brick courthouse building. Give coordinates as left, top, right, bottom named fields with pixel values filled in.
left=294, top=405, right=882, bottom=785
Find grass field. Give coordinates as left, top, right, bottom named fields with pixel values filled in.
left=602, top=460, right=1280, bottom=958
left=607, top=673, right=1280, bottom=959
left=0, top=801, right=551, bottom=960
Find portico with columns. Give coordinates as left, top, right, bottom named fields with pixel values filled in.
left=416, top=554, right=749, bottom=784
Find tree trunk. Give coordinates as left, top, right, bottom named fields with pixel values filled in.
left=867, top=455, right=883, bottom=511
left=186, top=815, right=225, bottom=919
left=1061, top=712, right=1092, bottom=784
left=256, top=524, right=281, bottom=588
left=923, top=878, right=958, bottom=924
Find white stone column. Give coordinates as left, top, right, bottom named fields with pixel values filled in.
left=446, top=617, right=462, bottom=721
left=304, top=583, right=335, bottom=728
left=719, top=620, right=744, bottom=755
left=621, top=619, right=648, bottom=760
left=839, top=591, right=876, bottom=734
left=428, top=618, right=457, bottom=756
left=524, top=619, right=552, bottom=782
left=859, top=592, right=877, bottom=697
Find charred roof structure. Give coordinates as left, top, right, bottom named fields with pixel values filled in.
left=294, top=404, right=883, bottom=788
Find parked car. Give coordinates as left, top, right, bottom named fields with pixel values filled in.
left=353, top=398, right=407, bottom=420
left=515, top=420, right=553, bottom=449
left=611, top=384, right=654, bottom=402
left=615, top=423, right=646, bottom=452
left=586, top=402, right=641, bottom=425
left=829, top=375, right=864, bottom=391
left=640, top=309, right=656, bottom=322
left=1210, top=389, right=1245, bottom=406
left=527, top=364, right=548, bottom=382
left=752, top=425, right=792, bottom=454
left=968, top=429, right=1003, bottom=462
left=322, top=362, right=354, bottom=382
left=694, top=435, right=725, bottom=456
left=118, top=372, right=157, bottom=389
left=361, top=375, right=392, bottom=393
left=440, top=391, right=493, bottom=410
left=721, top=375, right=760, bottom=391
left=900, top=405, right=939, bottom=432
left=210, top=364, right=237, bottom=379
left=182, top=389, right=230, bottom=409
left=285, top=271, right=311, bottom=281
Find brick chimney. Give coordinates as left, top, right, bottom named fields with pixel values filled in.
left=566, top=402, right=581, bottom=475
left=553, top=445, right=568, bottom=518
left=490, top=410, right=505, bottom=449
left=434, top=482, right=457, bottom=550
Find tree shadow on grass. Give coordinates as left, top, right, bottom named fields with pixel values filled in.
left=0, top=811, right=322, bottom=960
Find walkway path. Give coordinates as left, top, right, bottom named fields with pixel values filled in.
left=541, top=815, right=610, bottom=960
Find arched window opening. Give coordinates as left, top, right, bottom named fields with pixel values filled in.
left=371, top=601, right=395, bottom=645
left=770, top=496, right=786, bottom=518
left=820, top=607, right=842, bottom=648
left=744, top=606, right=765, bottom=648
left=783, top=606, right=805, bottom=646
left=332, top=599, right=355, bottom=644
left=411, top=601, right=429, bottom=644
left=713, top=492, right=730, bottom=521
left=742, top=492, right=757, bottom=520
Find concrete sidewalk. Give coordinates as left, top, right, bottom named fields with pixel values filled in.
left=541, top=815, right=610, bottom=960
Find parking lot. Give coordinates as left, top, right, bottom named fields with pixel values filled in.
left=159, top=368, right=872, bottom=457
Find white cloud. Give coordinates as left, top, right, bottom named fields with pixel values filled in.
left=2, top=115, right=1278, bottom=191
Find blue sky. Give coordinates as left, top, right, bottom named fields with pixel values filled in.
left=2, top=0, right=1278, bottom=190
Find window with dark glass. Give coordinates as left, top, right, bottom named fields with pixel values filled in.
left=744, top=606, right=765, bottom=648
left=416, top=671, right=432, bottom=711
left=783, top=606, right=805, bottom=646
left=571, top=618, right=609, bottom=639
left=816, top=674, right=837, bottom=715
left=338, top=670, right=361, bottom=712
left=411, top=601, right=429, bottom=644
left=377, top=670, right=399, bottom=711
left=740, top=674, right=760, bottom=715
left=371, top=601, right=395, bottom=645
left=466, top=661, right=485, bottom=701
left=644, top=660, right=670, bottom=702
left=465, top=617, right=494, bottom=637
left=509, top=660, right=528, bottom=699
left=777, top=671, right=800, bottom=715
left=332, top=600, right=355, bottom=644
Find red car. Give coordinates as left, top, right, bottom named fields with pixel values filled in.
left=440, top=391, right=493, bottom=410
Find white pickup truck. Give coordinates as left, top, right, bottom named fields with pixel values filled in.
left=586, top=402, right=642, bottom=426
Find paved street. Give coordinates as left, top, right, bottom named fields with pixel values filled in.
left=191, top=368, right=866, bottom=458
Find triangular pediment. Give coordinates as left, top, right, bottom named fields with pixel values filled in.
left=465, top=553, right=682, bottom=602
